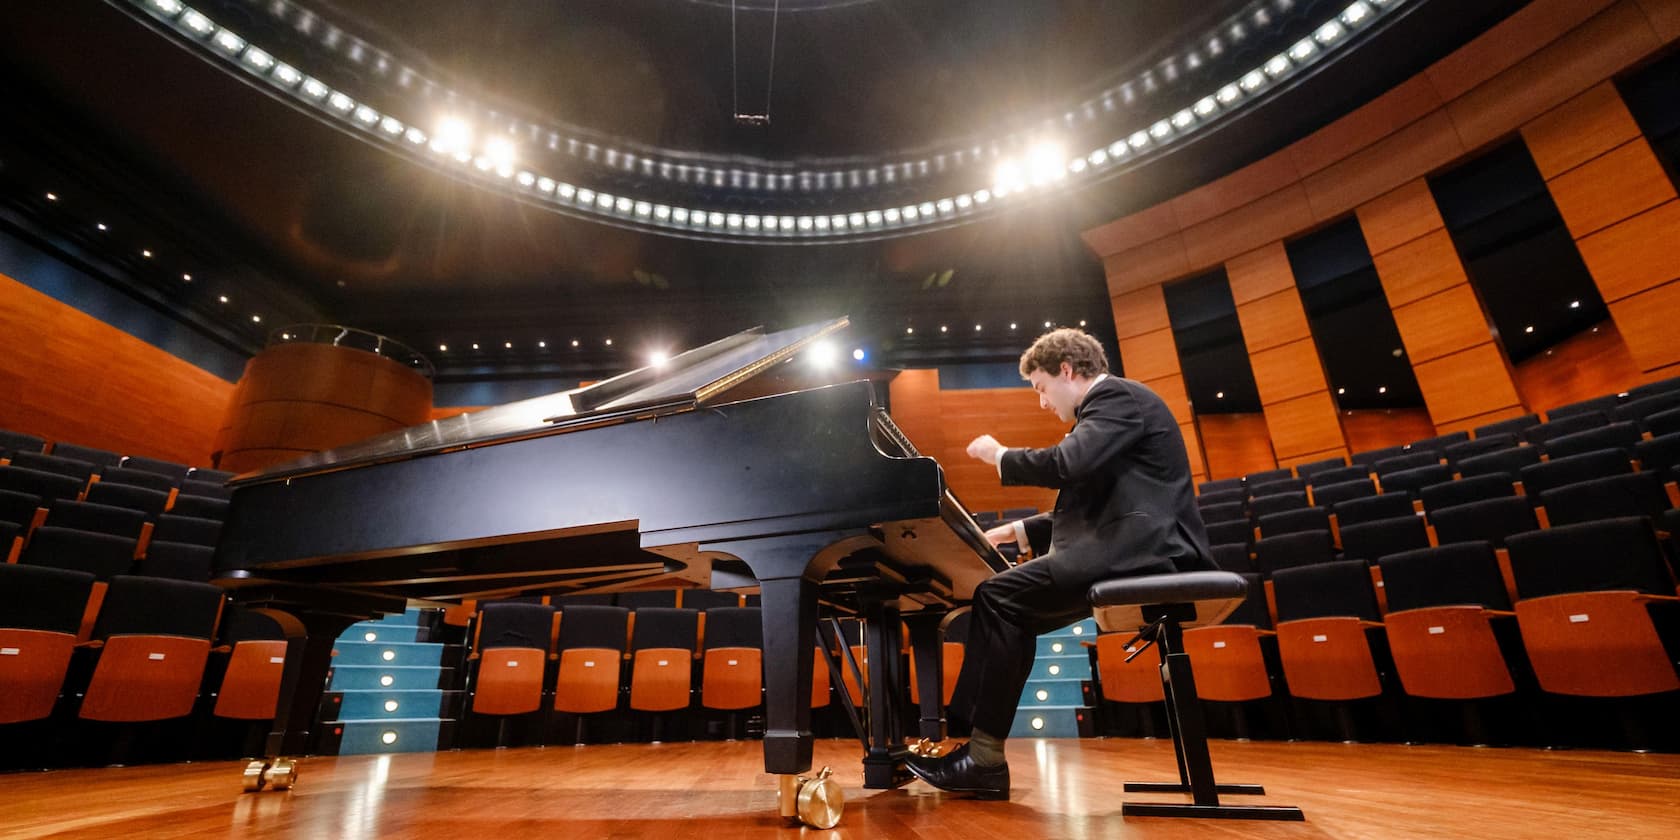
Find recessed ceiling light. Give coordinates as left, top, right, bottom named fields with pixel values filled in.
left=974, top=324, right=982, bottom=331
left=1215, top=391, right=1225, bottom=399
left=96, top=223, right=108, bottom=231
left=906, top=327, right=914, bottom=335
left=605, top=338, right=613, bottom=346
left=471, top=343, right=480, bottom=350
left=1337, top=387, right=1346, bottom=395
left=438, top=344, right=447, bottom=352
left=1044, top=321, right=1053, bottom=328
left=218, top=295, right=229, bottom=303
left=538, top=340, right=546, bottom=348
left=852, top=348, right=865, bottom=361
left=182, top=273, right=192, bottom=282
left=141, top=249, right=153, bottom=258
left=251, top=315, right=261, bottom=323
left=504, top=342, right=512, bottom=349
left=1569, top=300, right=1580, bottom=309
left=1377, top=386, right=1387, bottom=394
left=1079, top=320, right=1087, bottom=327
left=1524, top=325, right=1534, bottom=334
left=1009, top=323, right=1018, bottom=330
left=940, top=325, right=948, bottom=333
left=570, top=339, right=580, bottom=347
left=45, top=192, right=57, bottom=201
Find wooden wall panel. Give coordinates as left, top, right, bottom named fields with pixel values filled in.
left=1264, top=392, right=1347, bottom=460
left=1342, top=409, right=1442, bottom=455
left=1288, top=75, right=1446, bottom=179
left=1148, top=374, right=1194, bottom=426
left=1181, top=185, right=1316, bottom=270
left=886, top=373, right=1063, bottom=515
left=1369, top=230, right=1471, bottom=308
left=1179, top=422, right=1206, bottom=478
left=1524, top=82, right=1645, bottom=177
left=1412, top=345, right=1526, bottom=425
left=1235, top=291, right=1313, bottom=353
left=1117, top=328, right=1182, bottom=383
left=1197, top=413, right=1278, bottom=480
left=1574, top=199, right=1680, bottom=303
left=1546, top=139, right=1676, bottom=238
left=1251, top=339, right=1330, bottom=406
left=0, top=272, right=234, bottom=466
left=1512, top=321, right=1644, bottom=413
left=1104, top=235, right=1191, bottom=297
left=1300, top=110, right=1467, bottom=221
left=1226, top=243, right=1297, bottom=304
left=1424, top=0, right=1615, bottom=101
left=1110, top=285, right=1171, bottom=340
left=1640, top=0, right=1680, bottom=42
left=1354, top=179, right=1445, bottom=255
left=1606, top=279, right=1680, bottom=371
left=1391, top=286, right=1496, bottom=364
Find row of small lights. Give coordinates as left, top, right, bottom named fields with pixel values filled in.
left=903, top=319, right=1088, bottom=336
left=130, top=0, right=1405, bottom=241
left=42, top=190, right=267, bottom=326
left=144, top=0, right=1322, bottom=196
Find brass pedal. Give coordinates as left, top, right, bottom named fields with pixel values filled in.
left=241, top=759, right=271, bottom=793
left=262, top=757, right=299, bottom=791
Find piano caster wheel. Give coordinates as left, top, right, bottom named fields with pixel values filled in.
left=262, top=757, right=299, bottom=792
left=241, top=760, right=270, bottom=793
left=777, top=767, right=844, bottom=830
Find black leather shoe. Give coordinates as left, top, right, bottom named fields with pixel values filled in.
left=904, top=743, right=1010, bottom=800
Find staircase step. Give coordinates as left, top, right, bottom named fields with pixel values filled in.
left=1009, top=704, right=1094, bottom=739
left=1029, top=653, right=1091, bottom=681
left=334, top=640, right=447, bottom=668
left=346, top=623, right=423, bottom=644
left=329, top=664, right=455, bottom=691
left=1017, top=677, right=1089, bottom=707
left=321, top=718, right=448, bottom=755
left=325, top=688, right=452, bottom=720
left=1034, top=635, right=1090, bottom=657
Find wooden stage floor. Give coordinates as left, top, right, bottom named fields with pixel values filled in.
left=6, top=738, right=1678, bottom=839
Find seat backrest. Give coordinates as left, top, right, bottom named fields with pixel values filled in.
left=7, top=452, right=97, bottom=483
left=1627, top=376, right=1680, bottom=400
left=1311, top=477, right=1377, bottom=507
left=187, top=467, right=238, bottom=484
left=681, top=589, right=742, bottom=611
left=1429, top=496, right=1539, bottom=548
left=1614, top=390, right=1680, bottom=425
left=169, top=494, right=230, bottom=521
left=179, top=479, right=233, bottom=500
left=551, top=592, right=616, bottom=607
left=135, top=541, right=214, bottom=581
left=1541, top=422, right=1643, bottom=460
left=1373, top=451, right=1441, bottom=478
left=1196, top=488, right=1245, bottom=507
left=616, top=589, right=679, bottom=609
left=1209, top=543, right=1255, bottom=573
left=477, top=602, right=557, bottom=650
left=1256, top=506, right=1330, bottom=539
left=1472, top=413, right=1540, bottom=439
left=1379, top=464, right=1454, bottom=496
left=1198, top=501, right=1248, bottom=524
left=702, top=607, right=763, bottom=649
left=1635, top=432, right=1680, bottom=474
left=1243, top=467, right=1294, bottom=485
left=1379, top=542, right=1512, bottom=612
left=45, top=500, right=146, bottom=540
left=1338, top=515, right=1430, bottom=565
left=1305, top=465, right=1370, bottom=488
left=1457, top=446, right=1542, bottom=478
left=1204, top=519, right=1253, bottom=547
left=1248, top=477, right=1306, bottom=498
left=1444, top=433, right=1518, bottom=464
left=1254, top=530, right=1336, bottom=577
left=1412, top=431, right=1471, bottom=451
left=630, top=607, right=699, bottom=650
left=1650, top=407, right=1680, bottom=438
left=152, top=514, right=222, bottom=547
left=1524, top=411, right=1608, bottom=444
left=1223, top=572, right=1272, bottom=629
left=1547, top=395, right=1625, bottom=421
left=0, top=465, right=86, bottom=507
left=84, top=482, right=170, bottom=518
left=96, top=466, right=177, bottom=493
left=1538, top=472, right=1672, bottom=527
left=119, top=456, right=191, bottom=484
left=91, top=575, right=223, bottom=640
left=218, top=606, right=284, bottom=643
left=48, top=443, right=123, bottom=471
left=0, top=563, right=95, bottom=633
left=1519, top=448, right=1632, bottom=497
left=20, top=526, right=136, bottom=579
left=1198, top=477, right=1244, bottom=495
left=1249, top=491, right=1309, bottom=518
left=0, top=429, right=48, bottom=458
left=1506, top=517, right=1675, bottom=599
left=1419, top=473, right=1516, bottom=514
left=1332, top=491, right=1415, bottom=527
left=556, top=604, right=630, bottom=650
left=1349, top=444, right=1409, bottom=470
left=0, top=487, right=42, bottom=528
left=1293, top=456, right=1348, bottom=477
left=1272, top=559, right=1381, bottom=622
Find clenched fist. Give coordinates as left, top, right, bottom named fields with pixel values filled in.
left=966, top=434, right=1004, bottom=465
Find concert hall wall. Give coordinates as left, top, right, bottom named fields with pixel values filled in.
left=1084, top=0, right=1680, bottom=482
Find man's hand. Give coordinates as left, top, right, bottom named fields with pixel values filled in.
left=966, top=434, right=1005, bottom=465
left=983, top=523, right=1016, bottom=548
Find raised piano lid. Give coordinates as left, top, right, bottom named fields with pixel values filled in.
left=232, top=317, right=850, bottom=485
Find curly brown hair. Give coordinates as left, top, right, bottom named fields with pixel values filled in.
left=1018, top=328, right=1110, bottom=379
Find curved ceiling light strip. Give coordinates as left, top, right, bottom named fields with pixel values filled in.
left=124, top=0, right=1407, bottom=242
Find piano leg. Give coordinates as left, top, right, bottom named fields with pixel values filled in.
left=904, top=611, right=948, bottom=742
left=860, top=596, right=912, bottom=789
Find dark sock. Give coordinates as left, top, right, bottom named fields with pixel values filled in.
left=966, top=728, right=1006, bottom=767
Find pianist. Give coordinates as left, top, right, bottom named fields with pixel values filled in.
left=904, top=327, right=1215, bottom=800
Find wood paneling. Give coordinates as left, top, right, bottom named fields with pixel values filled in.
left=1523, top=81, right=1645, bottom=178
left=886, top=373, right=1063, bottom=515
left=1289, top=75, right=1447, bottom=179
left=1424, top=0, right=1616, bottom=101
left=1116, top=328, right=1181, bottom=383
left=1179, top=421, right=1206, bottom=479
left=1251, top=339, right=1330, bottom=406
left=1280, top=446, right=1352, bottom=471
left=1412, top=344, right=1526, bottom=425
left=1341, top=409, right=1440, bottom=455
left=1109, top=284, right=1170, bottom=340
left=1391, top=286, right=1495, bottom=365
left=1104, top=234, right=1190, bottom=296
left=1357, top=180, right=1446, bottom=255
left=1235, top=291, right=1313, bottom=353
left=1226, top=243, right=1298, bottom=305
left=1181, top=184, right=1317, bottom=270
left=1371, top=230, right=1471, bottom=307
left=1148, top=373, right=1194, bottom=426
left=1082, top=200, right=1182, bottom=259
left=1512, top=320, right=1644, bottom=413
left=1171, top=154, right=1304, bottom=231
left=1546, top=139, right=1677, bottom=238
left=1198, top=413, right=1278, bottom=480
left=1576, top=199, right=1680, bottom=303
left=1301, top=110, right=1467, bottom=222
left=1641, top=0, right=1680, bottom=42
left=0, top=272, right=234, bottom=467
left=1607, top=278, right=1680, bottom=372
left=1263, top=391, right=1346, bottom=460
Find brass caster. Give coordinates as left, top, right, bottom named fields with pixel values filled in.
left=241, top=759, right=270, bottom=793
left=777, top=767, right=843, bottom=830
left=262, top=757, right=299, bottom=791
left=907, top=738, right=949, bottom=759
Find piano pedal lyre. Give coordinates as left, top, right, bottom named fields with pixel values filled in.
left=777, top=767, right=844, bottom=829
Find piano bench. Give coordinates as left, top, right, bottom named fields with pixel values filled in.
left=1086, top=570, right=1303, bottom=821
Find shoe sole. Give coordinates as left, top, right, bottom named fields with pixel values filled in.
left=904, top=763, right=1009, bottom=800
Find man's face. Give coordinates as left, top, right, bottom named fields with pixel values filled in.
left=1027, top=363, right=1084, bottom=422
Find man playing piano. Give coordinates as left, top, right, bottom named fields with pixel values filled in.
left=904, top=327, right=1216, bottom=800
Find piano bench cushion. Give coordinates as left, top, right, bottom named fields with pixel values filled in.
left=1088, top=571, right=1250, bottom=634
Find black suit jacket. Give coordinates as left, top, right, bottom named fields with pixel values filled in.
left=999, top=376, right=1214, bottom=587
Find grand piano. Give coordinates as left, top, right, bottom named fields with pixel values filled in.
left=215, top=316, right=1010, bottom=803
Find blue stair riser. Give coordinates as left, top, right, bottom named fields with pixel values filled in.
left=335, top=641, right=445, bottom=668
left=331, top=718, right=441, bottom=755
left=1034, top=636, right=1089, bottom=657
left=329, top=689, right=447, bottom=719
left=330, top=665, right=452, bottom=691
left=1009, top=705, right=1091, bottom=739
left=1017, top=678, right=1087, bottom=707
left=1031, top=654, right=1091, bottom=681
left=346, top=624, right=423, bottom=644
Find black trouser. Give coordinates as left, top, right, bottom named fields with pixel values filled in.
left=947, top=553, right=1174, bottom=737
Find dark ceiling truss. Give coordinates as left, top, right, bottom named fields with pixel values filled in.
left=113, top=0, right=1415, bottom=243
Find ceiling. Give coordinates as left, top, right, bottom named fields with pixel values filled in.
left=0, top=0, right=1529, bottom=388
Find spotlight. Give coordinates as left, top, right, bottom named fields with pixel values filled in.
left=432, top=117, right=472, bottom=155
left=807, top=340, right=838, bottom=368
left=852, top=348, right=866, bottom=362
left=649, top=350, right=670, bottom=368
left=1026, top=142, right=1066, bottom=184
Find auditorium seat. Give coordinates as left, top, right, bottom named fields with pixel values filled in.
left=1271, top=560, right=1389, bottom=703
left=1411, top=431, right=1471, bottom=452
left=94, top=466, right=176, bottom=493
left=211, top=608, right=287, bottom=721
left=1332, top=492, right=1415, bottom=528
left=6, top=452, right=97, bottom=484
left=1646, top=407, right=1680, bottom=438
left=21, top=526, right=137, bottom=580
left=1634, top=433, right=1680, bottom=474
left=1524, top=412, right=1608, bottom=446
left=1379, top=464, right=1454, bottom=497
left=1472, top=413, right=1540, bottom=440
left=1210, top=543, right=1256, bottom=573
left=84, top=482, right=170, bottom=518
left=135, top=541, right=214, bottom=581
left=1304, top=465, right=1370, bottom=489
left=1615, top=391, right=1680, bottom=427
left=1444, top=433, right=1519, bottom=465
left=1419, top=473, right=1516, bottom=515
left=151, top=514, right=221, bottom=547
left=76, top=575, right=224, bottom=722
left=1248, top=477, right=1306, bottom=498
left=469, top=602, right=556, bottom=716
left=1294, top=456, right=1349, bottom=477
left=1196, top=488, right=1246, bottom=507
left=1538, top=473, right=1673, bottom=527
left=1372, top=451, right=1442, bottom=478
left=681, top=589, right=742, bottom=611
left=700, top=607, right=765, bottom=712
left=1378, top=543, right=1520, bottom=701
left=0, top=564, right=95, bottom=723
left=1312, top=477, right=1377, bottom=508
left=1457, top=446, right=1542, bottom=479
left=617, top=590, right=679, bottom=609
left=1243, top=468, right=1295, bottom=486
left=1250, top=492, right=1309, bottom=518
left=1338, top=516, right=1430, bottom=566
left=1627, top=376, right=1680, bottom=400
left=0, top=465, right=87, bottom=507
left=0, top=429, right=48, bottom=459
left=118, top=456, right=191, bottom=485
left=168, top=494, right=229, bottom=521
left=1429, top=497, right=1540, bottom=549
left=44, top=500, right=147, bottom=541
left=1204, top=520, right=1254, bottom=548
left=1350, top=444, right=1409, bottom=470
left=628, top=607, right=699, bottom=715
left=187, top=467, right=238, bottom=484
left=178, top=479, right=233, bottom=501
left=1198, top=477, right=1244, bottom=495
left=1541, top=423, right=1643, bottom=460
left=1546, top=395, right=1624, bottom=421
left=1254, top=531, right=1335, bottom=577
left=1093, top=629, right=1165, bottom=704
left=0, top=487, right=44, bottom=533
left=47, top=443, right=122, bottom=472
left=1505, top=519, right=1680, bottom=699
left=1182, top=572, right=1281, bottom=704
left=1256, top=507, right=1330, bottom=539
left=552, top=604, right=629, bottom=717
left=1519, top=449, right=1633, bottom=498
left=1198, top=501, right=1247, bottom=525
